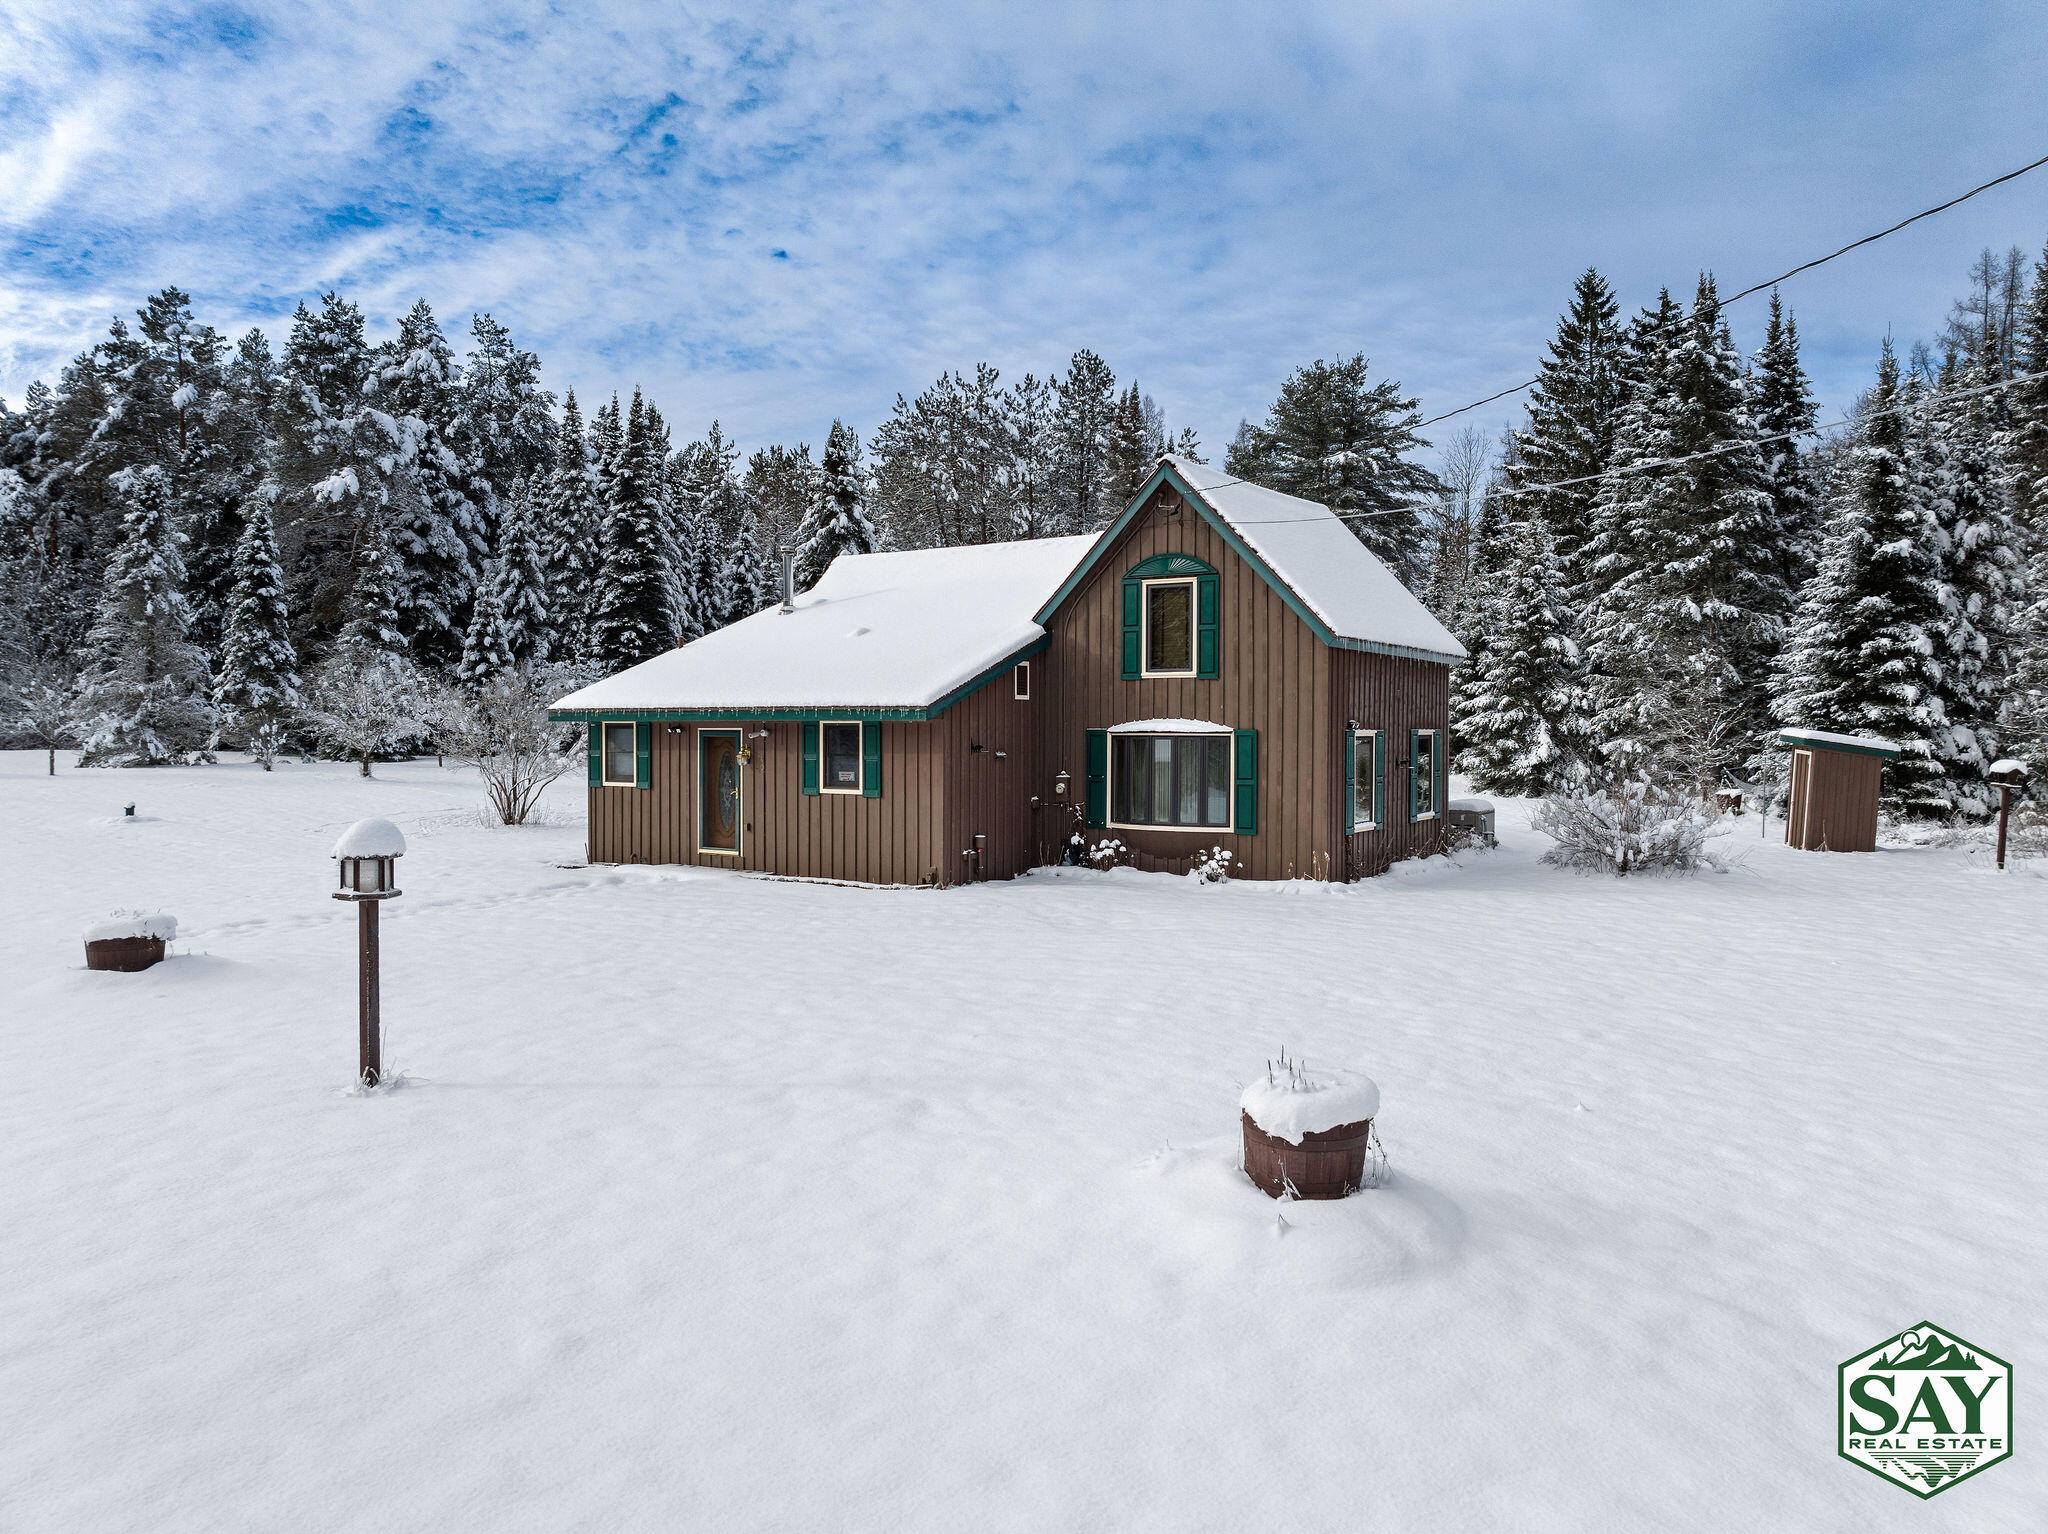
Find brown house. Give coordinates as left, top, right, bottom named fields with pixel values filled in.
left=550, top=457, right=1467, bottom=884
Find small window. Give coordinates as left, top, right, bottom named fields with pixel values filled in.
left=1413, top=728, right=1440, bottom=820
left=1109, top=732, right=1232, bottom=830
left=821, top=721, right=863, bottom=793
left=602, top=722, right=637, bottom=787
left=1143, top=580, right=1195, bottom=676
left=1013, top=661, right=1031, bottom=700
left=1351, top=729, right=1381, bottom=831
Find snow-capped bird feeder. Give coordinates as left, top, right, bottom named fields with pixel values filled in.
left=1991, top=759, right=2031, bottom=871
left=332, top=818, right=405, bottom=1087
left=1240, top=1055, right=1381, bottom=1200
left=1778, top=729, right=1900, bottom=853
left=84, top=912, right=176, bottom=972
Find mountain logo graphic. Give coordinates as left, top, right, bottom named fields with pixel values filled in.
left=1839, top=1322, right=2012, bottom=1498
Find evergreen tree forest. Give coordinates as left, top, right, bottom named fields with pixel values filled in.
left=4, top=240, right=2048, bottom=815
left=1446, top=239, right=2048, bottom=818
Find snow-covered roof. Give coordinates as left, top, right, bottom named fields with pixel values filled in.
left=333, top=818, right=407, bottom=859
left=1141, top=457, right=1467, bottom=662
left=1778, top=728, right=1902, bottom=757
left=1990, top=758, right=2030, bottom=777
left=553, top=536, right=1097, bottom=714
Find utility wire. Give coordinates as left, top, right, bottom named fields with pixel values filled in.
left=1211, top=365, right=2048, bottom=526
left=1414, top=150, right=2048, bottom=430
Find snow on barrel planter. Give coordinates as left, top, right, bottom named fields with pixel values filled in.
left=84, top=911, right=177, bottom=972
left=1240, top=1052, right=1382, bottom=1200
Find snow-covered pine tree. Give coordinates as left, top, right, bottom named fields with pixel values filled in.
left=1581, top=279, right=1782, bottom=788
left=715, top=501, right=772, bottom=628
left=1449, top=511, right=1585, bottom=796
left=336, top=515, right=409, bottom=663
left=457, top=577, right=514, bottom=687
left=71, top=467, right=215, bottom=765
left=591, top=389, right=675, bottom=668
left=460, top=312, right=557, bottom=520
left=1051, top=350, right=1118, bottom=534
left=210, top=496, right=300, bottom=762
left=1003, top=374, right=1058, bottom=536
left=671, top=419, right=738, bottom=640
left=1925, top=342, right=2025, bottom=816
left=535, top=389, right=602, bottom=661
left=379, top=299, right=484, bottom=667
left=489, top=476, right=551, bottom=668
left=2004, top=237, right=2048, bottom=549
left=741, top=442, right=817, bottom=559
left=1103, top=383, right=1154, bottom=509
left=1504, top=268, right=1626, bottom=591
left=1230, top=353, right=1438, bottom=587
left=1749, top=292, right=1825, bottom=595
left=271, top=293, right=403, bottom=643
left=1170, top=425, right=1205, bottom=463
left=1773, top=343, right=1950, bottom=814
left=792, top=420, right=878, bottom=590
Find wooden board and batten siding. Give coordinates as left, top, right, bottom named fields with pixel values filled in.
left=586, top=720, right=954, bottom=885
left=1036, top=481, right=1448, bottom=881
left=1784, top=744, right=1886, bottom=853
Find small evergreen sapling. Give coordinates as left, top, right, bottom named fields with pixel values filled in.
left=210, top=499, right=300, bottom=765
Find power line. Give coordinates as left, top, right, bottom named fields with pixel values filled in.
left=1213, top=365, right=2048, bottom=527
left=1414, top=149, right=2048, bottom=430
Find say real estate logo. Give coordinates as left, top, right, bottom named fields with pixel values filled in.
left=1839, top=1323, right=2012, bottom=1497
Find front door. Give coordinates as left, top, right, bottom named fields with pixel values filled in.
left=699, top=731, right=740, bottom=856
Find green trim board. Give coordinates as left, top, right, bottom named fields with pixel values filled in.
left=552, top=636, right=1052, bottom=727
left=1033, top=460, right=1465, bottom=667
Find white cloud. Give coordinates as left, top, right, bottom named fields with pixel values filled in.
left=2, top=2, right=2046, bottom=459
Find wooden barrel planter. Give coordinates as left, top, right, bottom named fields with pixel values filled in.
left=85, top=935, right=166, bottom=972
left=1242, top=1111, right=1376, bottom=1200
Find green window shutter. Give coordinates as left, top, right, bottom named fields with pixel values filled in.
left=1373, top=731, right=1386, bottom=829
left=1234, top=728, right=1259, bottom=834
left=634, top=721, right=653, bottom=789
left=1432, top=731, right=1445, bottom=817
left=861, top=721, right=882, bottom=798
left=587, top=724, right=602, bottom=786
left=1120, top=579, right=1141, bottom=680
left=1343, top=729, right=1357, bottom=833
left=1195, top=573, right=1219, bottom=679
left=1408, top=728, right=1421, bottom=821
left=1085, top=729, right=1108, bottom=828
left=801, top=721, right=819, bottom=795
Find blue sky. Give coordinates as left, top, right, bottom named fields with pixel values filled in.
left=3, top=1, right=2047, bottom=470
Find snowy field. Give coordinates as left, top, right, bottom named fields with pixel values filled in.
left=2, top=750, right=2043, bottom=1533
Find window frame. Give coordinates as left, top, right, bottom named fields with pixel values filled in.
left=1350, top=728, right=1382, bottom=832
left=600, top=720, right=638, bottom=788
left=1013, top=660, right=1031, bottom=700
left=1140, top=577, right=1199, bottom=678
left=1411, top=727, right=1441, bottom=821
left=819, top=719, right=865, bottom=795
left=1105, top=729, right=1236, bottom=834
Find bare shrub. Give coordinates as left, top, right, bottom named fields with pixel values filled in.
left=1532, top=780, right=1728, bottom=875
left=430, top=665, right=580, bottom=825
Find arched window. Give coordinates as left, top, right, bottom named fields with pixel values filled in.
left=1119, top=554, right=1219, bottom=680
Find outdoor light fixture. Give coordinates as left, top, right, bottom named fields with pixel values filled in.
left=1055, top=771, right=1070, bottom=796
left=332, top=818, right=405, bottom=1087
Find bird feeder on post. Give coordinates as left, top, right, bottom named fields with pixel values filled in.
left=332, top=818, right=405, bottom=1087
left=1990, top=760, right=2030, bottom=872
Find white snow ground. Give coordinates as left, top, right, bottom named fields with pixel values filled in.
left=2, top=750, right=2042, bottom=1533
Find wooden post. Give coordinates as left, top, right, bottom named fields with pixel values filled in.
left=358, top=898, right=381, bottom=1087
left=1996, top=782, right=2014, bottom=873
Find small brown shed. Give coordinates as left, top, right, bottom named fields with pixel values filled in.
left=1779, top=728, right=1900, bottom=853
